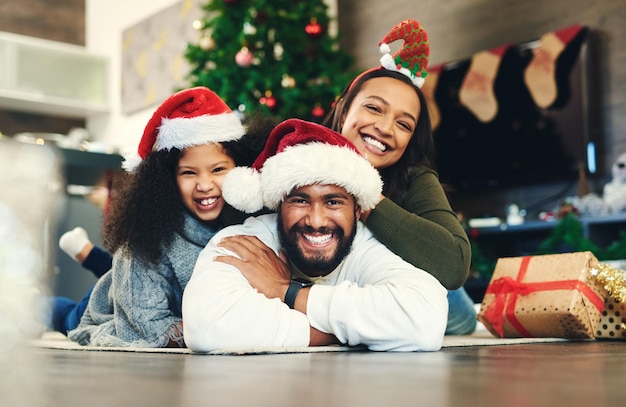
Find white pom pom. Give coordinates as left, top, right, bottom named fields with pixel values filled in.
left=379, top=43, right=391, bottom=54
left=222, top=167, right=264, bottom=213
left=413, top=77, right=425, bottom=88
left=380, top=53, right=397, bottom=71
left=121, top=153, right=142, bottom=172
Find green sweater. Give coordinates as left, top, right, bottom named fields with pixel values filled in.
left=364, top=167, right=471, bottom=290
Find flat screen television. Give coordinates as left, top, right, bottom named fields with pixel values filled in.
left=433, top=27, right=601, bottom=191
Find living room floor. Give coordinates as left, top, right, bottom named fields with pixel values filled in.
left=5, top=340, right=625, bottom=406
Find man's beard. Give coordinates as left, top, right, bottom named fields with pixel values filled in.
left=277, top=212, right=357, bottom=277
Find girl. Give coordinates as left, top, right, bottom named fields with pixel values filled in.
left=322, top=20, right=476, bottom=334
left=61, top=87, right=270, bottom=347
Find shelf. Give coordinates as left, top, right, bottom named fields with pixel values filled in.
left=0, top=31, right=110, bottom=119
left=469, top=214, right=626, bottom=259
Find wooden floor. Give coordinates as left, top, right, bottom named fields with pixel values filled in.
left=3, top=340, right=626, bottom=406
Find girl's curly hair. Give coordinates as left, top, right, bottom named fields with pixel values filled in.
left=103, top=112, right=279, bottom=265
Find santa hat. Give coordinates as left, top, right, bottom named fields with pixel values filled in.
left=350, top=19, right=430, bottom=89
left=222, top=118, right=383, bottom=213
left=122, top=86, right=245, bottom=171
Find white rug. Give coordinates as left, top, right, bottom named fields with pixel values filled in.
left=30, top=321, right=568, bottom=355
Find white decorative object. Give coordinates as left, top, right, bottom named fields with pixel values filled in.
left=0, top=31, right=109, bottom=118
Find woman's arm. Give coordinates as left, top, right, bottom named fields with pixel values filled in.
left=363, top=168, right=471, bottom=289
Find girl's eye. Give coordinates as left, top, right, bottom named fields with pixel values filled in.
left=213, top=167, right=227, bottom=173
left=398, top=122, right=412, bottom=132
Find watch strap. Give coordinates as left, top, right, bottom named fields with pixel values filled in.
left=284, top=279, right=313, bottom=309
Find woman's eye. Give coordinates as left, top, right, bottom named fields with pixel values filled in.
left=365, top=104, right=382, bottom=113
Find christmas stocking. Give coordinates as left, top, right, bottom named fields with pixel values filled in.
left=459, top=45, right=510, bottom=123
left=421, top=64, right=443, bottom=130
left=524, top=24, right=583, bottom=108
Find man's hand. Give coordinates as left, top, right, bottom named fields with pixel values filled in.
left=215, top=235, right=291, bottom=300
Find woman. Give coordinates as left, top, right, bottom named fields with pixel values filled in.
left=322, top=20, right=476, bottom=334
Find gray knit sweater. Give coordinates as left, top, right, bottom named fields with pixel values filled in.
left=68, top=212, right=218, bottom=347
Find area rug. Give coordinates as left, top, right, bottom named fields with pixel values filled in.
left=30, top=322, right=568, bottom=355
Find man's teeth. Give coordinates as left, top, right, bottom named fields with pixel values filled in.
left=303, top=233, right=332, bottom=245
left=200, top=197, right=218, bottom=206
left=363, top=136, right=387, bottom=152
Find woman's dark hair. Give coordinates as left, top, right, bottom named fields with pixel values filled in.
left=322, top=69, right=435, bottom=202
left=103, top=112, right=276, bottom=264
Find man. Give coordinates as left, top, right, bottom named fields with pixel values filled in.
left=182, top=119, right=448, bottom=352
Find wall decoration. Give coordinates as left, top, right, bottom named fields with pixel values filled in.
left=121, top=0, right=202, bottom=114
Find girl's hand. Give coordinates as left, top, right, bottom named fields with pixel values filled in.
left=215, top=235, right=291, bottom=300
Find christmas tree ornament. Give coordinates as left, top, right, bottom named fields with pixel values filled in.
left=350, top=20, right=430, bottom=90
left=459, top=44, right=511, bottom=123
left=311, top=104, right=325, bottom=118
left=305, top=18, right=323, bottom=38
left=281, top=74, right=296, bottom=88
left=235, top=46, right=253, bottom=67
left=259, top=91, right=277, bottom=110
left=199, top=35, right=215, bottom=51
left=421, top=64, right=443, bottom=130
left=524, top=24, right=584, bottom=109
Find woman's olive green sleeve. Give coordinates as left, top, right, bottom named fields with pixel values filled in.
left=364, top=168, right=471, bottom=289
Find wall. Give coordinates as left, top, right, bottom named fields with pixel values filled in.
left=338, top=0, right=626, bottom=218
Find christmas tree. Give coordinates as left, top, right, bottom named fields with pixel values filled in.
left=185, top=0, right=357, bottom=122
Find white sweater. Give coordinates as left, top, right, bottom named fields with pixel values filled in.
left=183, top=214, right=448, bottom=352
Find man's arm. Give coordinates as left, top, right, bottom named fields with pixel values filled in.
left=182, top=216, right=312, bottom=352
left=215, top=234, right=339, bottom=346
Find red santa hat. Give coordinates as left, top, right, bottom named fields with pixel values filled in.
left=222, top=118, right=383, bottom=213
left=122, top=86, right=245, bottom=171
left=350, top=19, right=430, bottom=89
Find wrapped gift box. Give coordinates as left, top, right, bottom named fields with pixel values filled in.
left=596, top=296, right=626, bottom=339
left=477, top=251, right=607, bottom=339
left=595, top=263, right=626, bottom=340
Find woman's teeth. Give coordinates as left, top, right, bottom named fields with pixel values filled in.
left=363, top=136, right=387, bottom=152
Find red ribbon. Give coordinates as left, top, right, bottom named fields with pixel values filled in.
left=483, top=256, right=605, bottom=337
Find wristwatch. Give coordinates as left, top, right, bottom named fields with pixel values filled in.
left=284, top=278, right=313, bottom=309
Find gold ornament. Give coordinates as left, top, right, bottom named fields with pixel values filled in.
left=199, top=35, right=215, bottom=51
left=591, top=263, right=626, bottom=303
left=281, top=74, right=295, bottom=88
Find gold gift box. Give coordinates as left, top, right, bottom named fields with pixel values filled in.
left=477, top=251, right=607, bottom=339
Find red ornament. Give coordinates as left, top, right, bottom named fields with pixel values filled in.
left=260, top=91, right=277, bottom=110
left=305, top=18, right=323, bottom=38
left=312, top=105, right=325, bottom=118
